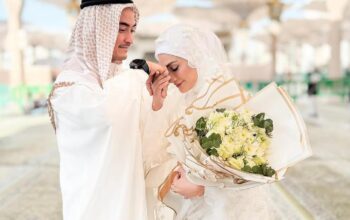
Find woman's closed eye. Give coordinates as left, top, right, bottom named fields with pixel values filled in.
left=169, top=66, right=178, bottom=72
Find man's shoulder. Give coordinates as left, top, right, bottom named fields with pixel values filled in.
left=55, top=70, right=100, bottom=87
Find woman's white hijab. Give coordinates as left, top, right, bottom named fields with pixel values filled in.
left=155, top=24, right=231, bottom=97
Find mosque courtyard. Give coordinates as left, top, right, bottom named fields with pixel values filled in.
left=0, top=98, right=348, bottom=220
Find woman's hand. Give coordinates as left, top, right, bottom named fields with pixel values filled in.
left=171, top=167, right=205, bottom=199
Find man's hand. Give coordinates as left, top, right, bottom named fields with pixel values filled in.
left=151, top=73, right=170, bottom=111
left=171, top=167, right=205, bottom=199
left=146, top=61, right=169, bottom=97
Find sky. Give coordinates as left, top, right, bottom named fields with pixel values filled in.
left=0, top=0, right=312, bottom=33
left=0, top=0, right=69, bottom=32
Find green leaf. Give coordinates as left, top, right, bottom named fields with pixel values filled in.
left=263, top=119, right=273, bottom=136
left=266, top=168, right=276, bottom=177
left=252, top=113, right=265, bottom=128
left=195, top=117, right=207, bottom=137
left=232, top=152, right=243, bottom=158
left=261, top=164, right=276, bottom=177
left=252, top=113, right=274, bottom=136
left=216, top=108, right=226, bottom=113
left=201, top=133, right=222, bottom=149
left=252, top=165, right=263, bottom=174
left=242, top=165, right=252, bottom=173
left=254, top=113, right=265, bottom=122
left=200, top=133, right=222, bottom=156
left=207, top=148, right=219, bottom=156
left=241, top=163, right=276, bottom=177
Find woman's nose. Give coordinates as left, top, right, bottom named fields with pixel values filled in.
left=169, top=75, right=176, bottom=83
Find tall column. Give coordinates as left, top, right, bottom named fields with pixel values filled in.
left=270, top=33, right=278, bottom=79
left=0, top=49, right=3, bottom=69
left=4, top=0, right=25, bottom=86
left=348, top=42, right=350, bottom=68
left=234, top=28, right=249, bottom=65
left=328, top=20, right=342, bottom=79
left=326, top=0, right=348, bottom=79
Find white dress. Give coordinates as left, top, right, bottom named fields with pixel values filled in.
left=149, top=24, right=275, bottom=220
left=50, top=66, right=150, bottom=220
left=144, top=75, right=272, bottom=220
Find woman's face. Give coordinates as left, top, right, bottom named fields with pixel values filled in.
left=158, top=54, right=198, bottom=93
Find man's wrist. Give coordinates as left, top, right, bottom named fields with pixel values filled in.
left=129, top=59, right=150, bottom=74
left=152, top=99, right=163, bottom=111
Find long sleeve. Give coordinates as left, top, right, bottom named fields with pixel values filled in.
left=51, top=70, right=149, bottom=220
left=51, top=82, right=115, bottom=127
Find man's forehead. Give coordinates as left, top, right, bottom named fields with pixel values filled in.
left=119, top=8, right=136, bottom=26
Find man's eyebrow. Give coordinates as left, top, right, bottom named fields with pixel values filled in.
left=166, top=61, right=177, bottom=68
left=119, top=22, right=137, bottom=28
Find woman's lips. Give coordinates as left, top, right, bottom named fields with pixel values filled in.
left=175, top=81, right=183, bottom=87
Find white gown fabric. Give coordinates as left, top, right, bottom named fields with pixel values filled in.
left=49, top=3, right=149, bottom=220
left=142, top=86, right=183, bottom=220
left=144, top=24, right=272, bottom=220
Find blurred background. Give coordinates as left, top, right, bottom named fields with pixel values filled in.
left=0, top=0, right=349, bottom=219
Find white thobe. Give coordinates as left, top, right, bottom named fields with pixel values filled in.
left=50, top=67, right=150, bottom=220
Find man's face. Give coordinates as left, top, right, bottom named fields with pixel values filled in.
left=112, top=8, right=136, bottom=63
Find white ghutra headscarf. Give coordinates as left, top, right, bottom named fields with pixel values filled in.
left=62, top=3, right=139, bottom=87
left=155, top=24, right=232, bottom=97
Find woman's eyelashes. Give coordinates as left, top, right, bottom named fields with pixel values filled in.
left=169, top=65, right=178, bottom=72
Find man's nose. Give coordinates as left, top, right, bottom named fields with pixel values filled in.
left=124, top=31, right=133, bottom=44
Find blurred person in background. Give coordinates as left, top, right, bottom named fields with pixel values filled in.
left=307, top=68, right=321, bottom=118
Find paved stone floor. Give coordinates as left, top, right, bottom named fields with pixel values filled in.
left=0, top=98, right=349, bottom=220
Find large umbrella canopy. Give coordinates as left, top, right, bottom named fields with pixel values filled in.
left=213, top=0, right=267, bottom=21
left=173, top=6, right=240, bottom=30
left=342, top=20, right=350, bottom=40
left=136, top=5, right=239, bottom=39
left=26, top=29, right=69, bottom=52
left=302, top=0, right=349, bottom=21
left=253, top=18, right=331, bottom=48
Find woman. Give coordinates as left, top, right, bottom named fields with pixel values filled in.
left=145, top=24, right=272, bottom=220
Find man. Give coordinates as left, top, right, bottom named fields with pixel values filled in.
left=48, top=1, right=169, bottom=219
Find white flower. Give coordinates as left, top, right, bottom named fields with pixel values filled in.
left=202, top=108, right=272, bottom=172
left=228, top=156, right=245, bottom=169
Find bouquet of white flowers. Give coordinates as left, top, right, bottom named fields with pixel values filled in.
left=195, top=109, right=276, bottom=177
left=165, top=78, right=312, bottom=186
left=159, top=77, right=312, bottom=216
